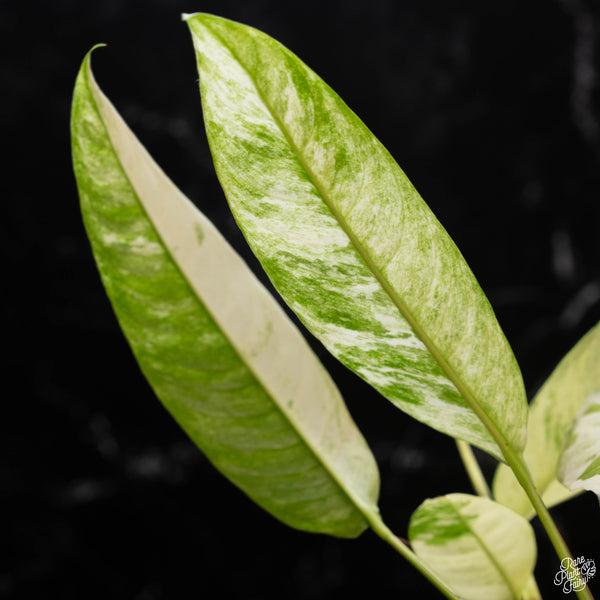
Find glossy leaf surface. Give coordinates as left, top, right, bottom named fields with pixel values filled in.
left=409, top=493, right=537, bottom=600
left=557, top=390, right=600, bottom=497
left=71, top=48, right=380, bottom=537
left=185, top=13, right=527, bottom=461
left=494, top=322, right=600, bottom=518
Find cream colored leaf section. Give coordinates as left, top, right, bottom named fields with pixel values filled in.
left=409, top=493, right=537, bottom=600
left=557, top=390, right=600, bottom=497
left=493, top=322, right=600, bottom=518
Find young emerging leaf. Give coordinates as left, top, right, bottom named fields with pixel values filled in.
left=184, top=13, right=528, bottom=461
left=408, top=493, right=537, bottom=600
left=71, top=48, right=381, bottom=538
left=494, top=322, right=600, bottom=518
left=557, top=390, right=600, bottom=498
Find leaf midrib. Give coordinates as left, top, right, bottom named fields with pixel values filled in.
left=203, top=21, right=510, bottom=460
left=446, top=498, right=519, bottom=599
left=86, top=58, right=376, bottom=529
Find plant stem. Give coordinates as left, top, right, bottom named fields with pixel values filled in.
left=505, top=447, right=595, bottom=600
left=455, top=440, right=492, bottom=498
left=366, top=512, right=465, bottom=600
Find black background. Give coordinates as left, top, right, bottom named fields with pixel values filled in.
left=3, top=0, right=600, bottom=598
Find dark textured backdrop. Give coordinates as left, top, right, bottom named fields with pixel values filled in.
left=3, top=1, right=600, bottom=598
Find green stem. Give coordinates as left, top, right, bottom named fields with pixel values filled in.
left=504, top=447, right=595, bottom=600
left=455, top=440, right=492, bottom=498
left=366, top=512, right=465, bottom=600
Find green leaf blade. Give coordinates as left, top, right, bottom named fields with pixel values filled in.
left=409, top=493, right=537, bottom=600
left=185, top=13, right=528, bottom=461
left=71, top=48, right=380, bottom=538
left=557, top=390, right=600, bottom=497
left=494, top=322, right=600, bottom=517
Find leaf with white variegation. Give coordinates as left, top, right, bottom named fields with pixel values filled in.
left=494, top=322, right=600, bottom=518
left=557, top=390, right=600, bottom=498
left=71, top=48, right=381, bottom=538
left=409, top=494, right=537, bottom=600
left=184, top=13, right=527, bottom=461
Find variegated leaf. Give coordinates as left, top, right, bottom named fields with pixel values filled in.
left=184, top=13, right=528, bottom=461
left=71, top=48, right=381, bottom=537
left=409, top=493, right=537, bottom=600
left=557, top=390, right=600, bottom=497
left=494, top=322, right=600, bottom=518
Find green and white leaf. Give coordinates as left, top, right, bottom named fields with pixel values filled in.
left=184, top=13, right=528, bottom=462
left=494, top=322, right=600, bottom=518
left=71, top=48, right=381, bottom=538
left=408, top=493, right=537, bottom=600
left=557, top=390, right=600, bottom=497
